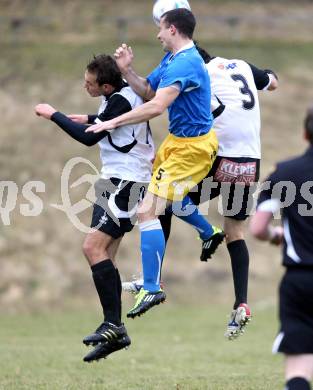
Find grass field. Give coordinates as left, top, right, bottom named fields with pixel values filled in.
left=0, top=303, right=284, bottom=390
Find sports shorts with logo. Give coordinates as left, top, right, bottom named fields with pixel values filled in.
left=148, top=130, right=218, bottom=201
left=91, top=178, right=147, bottom=238
left=188, top=156, right=260, bottom=220
left=272, top=268, right=313, bottom=354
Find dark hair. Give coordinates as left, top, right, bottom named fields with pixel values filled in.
left=86, top=54, right=123, bottom=89
left=162, top=8, right=196, bottom=39
left=194, top=43, right=212, bottom=64
left=305, top=106, right=313, bottom=144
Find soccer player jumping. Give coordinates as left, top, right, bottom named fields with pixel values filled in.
left=87, top=9, right=219, bottom=318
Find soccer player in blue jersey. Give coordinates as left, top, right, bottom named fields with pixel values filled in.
left=87, top=8, right=219, bottom=317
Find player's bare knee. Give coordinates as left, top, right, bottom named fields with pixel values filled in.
left=82, top=236, right=108, bottom=263
left=82, top=238, right=95, bottom=261
left=137, top=201, right=157, bottom=223
left=137, top=211, right=155, bottom=224
left=225, top=232, right=245, bottom=244
left=224, top=219, right=245, bottom=243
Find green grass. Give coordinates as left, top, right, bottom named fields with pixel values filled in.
left=0, top=304, right=284, bottom=389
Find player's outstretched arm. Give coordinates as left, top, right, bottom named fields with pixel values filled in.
left=67, top=114, right=88, bottom=124
left=35, top=103, right=57, bottom=119
left=249, top=64, right=279, bottom=91
left=114, top=43, right=155, bottom=101
left=34, top=104, right=108, bottom=146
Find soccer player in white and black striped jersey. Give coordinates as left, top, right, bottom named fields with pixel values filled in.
left=35, top=54, right=154, bottom=362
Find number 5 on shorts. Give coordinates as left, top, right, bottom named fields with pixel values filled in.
left=156, top=168, right=165, bottom=181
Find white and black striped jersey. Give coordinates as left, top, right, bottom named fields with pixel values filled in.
left=96, top=86, right=154, bottom=182
left=206, top=57, right=271, bottom=159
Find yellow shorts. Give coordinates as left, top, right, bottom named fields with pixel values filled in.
left=148, top=130, right=218, bottom=201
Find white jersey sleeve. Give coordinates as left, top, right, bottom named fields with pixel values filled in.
left=207, top=57, right=261, bottom=159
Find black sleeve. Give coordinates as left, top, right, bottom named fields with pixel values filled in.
left=87, top=95, right=132, bottom=124
left=97, top=94, right=132, bottom=122
left=212, top=95, right=225, bottom=119
left=88, top=114, right=97, bottom=124
left=248, top=63, right=271, bottom=90
left=51, top=112, right=109, bottom=147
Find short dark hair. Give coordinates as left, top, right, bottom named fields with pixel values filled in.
left=305, top=106, right=313, bottom=144
left=86, top=54, right=123, bottom=89
left=194, top=43, right=212, bottom=64
left=161, top=8, right=196, bottom=39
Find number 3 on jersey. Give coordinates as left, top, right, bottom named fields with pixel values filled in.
left=231, top=74, right=255, bottom=110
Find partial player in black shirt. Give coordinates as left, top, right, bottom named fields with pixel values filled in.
left=250, top=106, right=313, bottom=390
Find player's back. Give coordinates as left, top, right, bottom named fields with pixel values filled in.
left=98, top=86, right=154, bottom=182
left=206, top=57, right=261, bottom=159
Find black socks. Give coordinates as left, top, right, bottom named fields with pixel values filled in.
left=91, top=259, right=121, bottom=326
left=227, top=239, right=249, bottom=309
left=115, top=268, right=122, bottom=323
left=285, top=377, right=311, bottom=390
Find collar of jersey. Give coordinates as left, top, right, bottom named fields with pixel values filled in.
left=170, top=41, right=194, bottom=58
left=103, top=80, right=128, bottom=100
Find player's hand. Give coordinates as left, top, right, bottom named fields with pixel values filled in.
left=35, top=103, right=57, bottom=119
left=269, top=226, right=284, bottom=246
left=68, top=114, right=88, bottom=124
left=114, top=43, right=134, bottom=73
left=85, top=119, right=116, bottom=133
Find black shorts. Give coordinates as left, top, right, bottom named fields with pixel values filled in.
left=91, top=178, right=147, bottom=239
left=188, top=156, right=260, bottom=221
left=272, top=267, right=313, bottom=354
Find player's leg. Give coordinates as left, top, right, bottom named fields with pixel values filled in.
left=186, top=158, right=226, bottom=261
left=276, top=269, right=313, bottom=389
left=83, top=230, right=121, bottom=326
left=126, top=135, right=173, bottom=317
left=223, top=217, right=251, bottom=340
left=127, top=132, right=219, bottom=318
left=163, top=132, right=222, bottom=261
left=224, top=218, right=248, bottom=308
left=219, top=172, right=257, bottom=340
left=171, top=194, right=224, bottom=261
left=83, top=178, right=136, bottom=361
left=82, top=231, right=130, bottom=362
left=127, top=190, right=167, bottom=318
left=122, top=209, right=172, bottom=294
left=284, top=355, right=313, bottom=390
left=108, top=237, right=123, bottom=323
left=82, top=231, right=129, bottom=352
left=159, top=206, right=173, bottom=244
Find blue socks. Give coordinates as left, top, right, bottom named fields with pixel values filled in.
left=171, top=196, right=213, bottom=240
left=139, top=197, right=212, bottom=292
left=139, top=219, right=165, bottom=292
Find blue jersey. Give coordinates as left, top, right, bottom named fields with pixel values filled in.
left=147, top=45, right=213, bottom=138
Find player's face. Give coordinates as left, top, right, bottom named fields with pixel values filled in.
left=157, top=18, right=172, bottom=52
left=84, top=71, right=103, bottom=97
